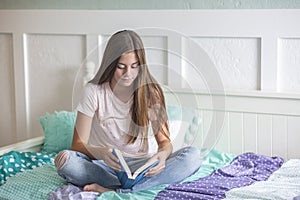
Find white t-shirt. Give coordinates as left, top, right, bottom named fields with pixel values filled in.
left=76, top=82, right=158, bottom=158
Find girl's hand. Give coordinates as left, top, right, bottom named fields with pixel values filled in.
left=145, top=152, right=167, bottom=177
left=100, top=147, right=121, bottom=172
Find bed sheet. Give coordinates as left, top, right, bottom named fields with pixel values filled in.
left=0, top=151, right=55, bottom=185
left=0, top=164, right=66, bottom=199
left=225, top=159, right=300, bottom=200
left=0, top=148, right=235, bottom=200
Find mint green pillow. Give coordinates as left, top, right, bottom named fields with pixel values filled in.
left=38, top=110, right=77, bottom=153
left=166, top=105, right=201, bottom=147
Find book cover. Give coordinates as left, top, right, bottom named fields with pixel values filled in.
left=113, top=149, right=159, bottom=189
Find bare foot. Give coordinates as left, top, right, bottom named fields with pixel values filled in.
left=83, top=183, right=115, bottom=193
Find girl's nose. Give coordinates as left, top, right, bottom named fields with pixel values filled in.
left=124, top=67, right=132, bottom=75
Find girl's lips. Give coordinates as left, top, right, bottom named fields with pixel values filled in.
left=121, top=77, right=132, bottom=80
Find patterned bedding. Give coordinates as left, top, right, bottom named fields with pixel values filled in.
left=225, top=159, right=300, bottom=200
left=155, top=152, right=284, bottom=200
left=0, top=151, right=55, bottom=185
left=1, top=149, right=298, bottom=200
left=0, top=149, right=234, bottom=200
left=0, top=164, right=66, bottom=199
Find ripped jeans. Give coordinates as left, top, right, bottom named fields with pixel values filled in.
left=55, top=146, right=202, bottom=193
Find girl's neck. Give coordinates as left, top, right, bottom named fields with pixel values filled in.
left=109, top=81, right=134, bottom=103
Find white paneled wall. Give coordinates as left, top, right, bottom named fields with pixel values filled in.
left=192, top=109, right=300, bottom=159
left=0, top=10, right=300, bottom=160
left=143, top=36, right=168, bottom=85
left=26, top=34, right=86, bottom=137
left=164, top=90, right=300, bottom=159
left=192, top=37, right=261, bottom=90
left=278, top=38, right=300, bottom=93
left=0, top=34, right=15, bottom=146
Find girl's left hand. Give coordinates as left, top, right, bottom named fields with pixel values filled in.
left=145, top=151, right=167, bottom=177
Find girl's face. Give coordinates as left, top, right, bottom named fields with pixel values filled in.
left=111, top=51, right=140, bottom=87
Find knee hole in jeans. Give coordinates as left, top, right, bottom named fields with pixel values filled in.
left=55, top=150, right=69, bottom=169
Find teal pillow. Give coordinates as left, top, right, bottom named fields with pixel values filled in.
left=38, top=110, right=77, bottom=153
left=166, top=105, right=201, bottom=146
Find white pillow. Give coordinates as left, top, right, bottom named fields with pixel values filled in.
left=168, top=120, right=190, bottom=151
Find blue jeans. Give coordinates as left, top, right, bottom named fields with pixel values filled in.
left=56, top=146, right=202, bottom=193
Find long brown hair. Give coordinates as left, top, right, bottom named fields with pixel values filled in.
left=89, top=30, right=170, bottom=149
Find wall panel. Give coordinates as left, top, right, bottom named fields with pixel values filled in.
left=26, top=34, right=86, bottom=137
left=0, top=33, right=16, bottom=146
left=287, top=116, right=300, bottom=158
left=257, top=114, right=272, bottom=156
left=243, top=113, right=257, bottom=153
left=214, top=111, right=230, bottom=153
left=278, top=38, right=300, bottom=93
left=228, top=112, right=243, bottom=155
left=142, top=36, right=168, bottom=85
left=192, top=37, right=261, bottom=90
left=272, top=115, right=287, bottom=158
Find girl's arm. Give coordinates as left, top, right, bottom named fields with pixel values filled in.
left=145, top=122, right=172, bottom=177
left=71, top=111, right=121, bottom=171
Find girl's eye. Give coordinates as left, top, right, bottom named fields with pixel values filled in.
left=117, top=64, right=126, bottom=69
left=131, top=64, right=139, bottom=68
left=117, top=63, right=139, bottom=69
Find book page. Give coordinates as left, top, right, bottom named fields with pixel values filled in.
left=132, top=159, right=159, bottom=179
left=113, top=149, right=159, bottom=180
left=113, top=149, right=133, bottom=179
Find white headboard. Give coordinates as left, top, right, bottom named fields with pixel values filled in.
left=1, top=10, right=300, bottom=160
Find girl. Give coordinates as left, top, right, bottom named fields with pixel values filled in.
left=54, top=30, right=201, bottom=194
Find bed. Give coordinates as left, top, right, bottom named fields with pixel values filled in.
left=1, top=135, right=300, bottom=200
left=0, top=106, right=300, bottom=200
left=1, top=9, right=300, bottom=200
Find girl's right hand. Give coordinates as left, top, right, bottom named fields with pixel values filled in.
left=100, top=147, right=121, bottom=172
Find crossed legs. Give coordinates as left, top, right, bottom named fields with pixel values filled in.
left=54, top=147, right=201, bottom=194
left=54, top=150, right=119, bottom=193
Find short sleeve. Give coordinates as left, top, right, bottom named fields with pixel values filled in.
left=76, top=83, right=98, bottom=117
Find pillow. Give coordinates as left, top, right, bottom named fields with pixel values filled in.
left=37, top=106, right=200, bottom=153
left=38, top=110, right=77, bottom=153
left=167, top=105, right=201, bottom=150
left=167, top=105, right=198, bottom=122
left=168, top=120, right=190, bottom=151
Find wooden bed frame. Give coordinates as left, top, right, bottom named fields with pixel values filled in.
left=1, top=10, right=300, bottom=160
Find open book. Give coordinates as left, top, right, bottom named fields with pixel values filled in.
left=113, top=149, right=159, bottom=189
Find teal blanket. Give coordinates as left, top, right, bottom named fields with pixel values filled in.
left=0, top=164, right=66, bottom=200
left=0, top=151, right=55, bottom=185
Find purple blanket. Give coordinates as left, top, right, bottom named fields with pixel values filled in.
left=155, top=152, right=284, bottom=200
